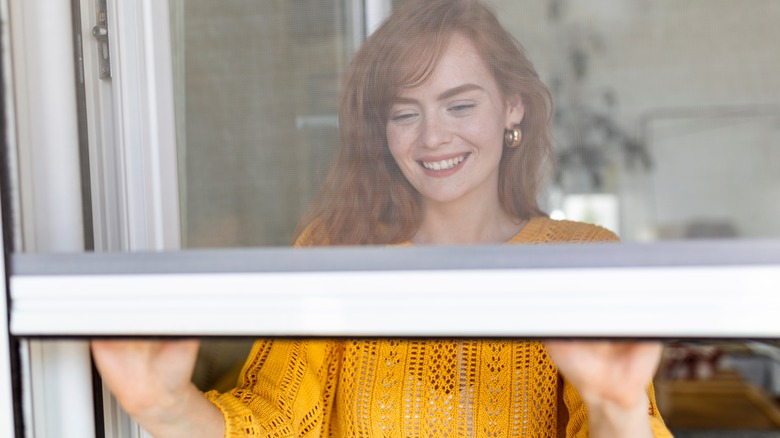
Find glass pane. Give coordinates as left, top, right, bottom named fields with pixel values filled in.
left=171, top=0, right=357, bottom=248
left=491, top=0, right=780, bottom=242
left=173, top=1, right=780, bottom=246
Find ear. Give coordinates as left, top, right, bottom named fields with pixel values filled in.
left=505, top=94, right=525, bottom=128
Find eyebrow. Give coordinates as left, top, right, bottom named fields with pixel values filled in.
left=392, top=84, right=485, bottom=105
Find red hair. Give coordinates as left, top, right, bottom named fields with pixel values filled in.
left=295, top=0, right=554, bottom=245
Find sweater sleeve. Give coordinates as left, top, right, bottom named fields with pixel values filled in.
left=562, top=378, right=672, bottom=437
left=204, top=339, right=342, bottom=438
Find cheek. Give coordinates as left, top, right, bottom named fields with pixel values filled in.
left=385, top=126, right=409, bottom=162
left=471, top=114, right=504, bottom=150
left=462, top=114, right=505, bottom=150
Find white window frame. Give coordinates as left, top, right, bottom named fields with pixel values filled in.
left=80, top=0, right=181, bottom=253
left=4, top=1, right=780, bottom=437
left=5, top=0, right=180, bottom=435
left=6, top=0, right=96, bottom=436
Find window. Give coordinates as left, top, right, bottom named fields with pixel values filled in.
left=4, top=0, right=780, bottom=436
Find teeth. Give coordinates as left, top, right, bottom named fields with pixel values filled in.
left=422, top=155, right=465, bottom=171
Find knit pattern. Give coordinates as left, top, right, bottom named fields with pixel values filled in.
left=204, top=217, right=672, bottom=437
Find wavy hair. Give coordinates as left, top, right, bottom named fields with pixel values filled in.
left=295, top=0, right=554, bottom=245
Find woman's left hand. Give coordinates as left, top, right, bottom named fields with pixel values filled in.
left=544, top=340, right=663, bottom=437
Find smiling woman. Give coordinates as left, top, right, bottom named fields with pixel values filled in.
left=91, top=0, right=672, bottom=437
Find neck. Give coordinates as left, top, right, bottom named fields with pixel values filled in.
left=412, top=195, right=524, bottom=245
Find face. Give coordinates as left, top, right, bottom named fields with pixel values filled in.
left=385, top=33, right=524, bottom=210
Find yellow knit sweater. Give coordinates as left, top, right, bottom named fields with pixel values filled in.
left=205, top=217, right=671, bottom=437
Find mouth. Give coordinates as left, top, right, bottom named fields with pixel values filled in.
left=420, top=154, right=468, bottom=171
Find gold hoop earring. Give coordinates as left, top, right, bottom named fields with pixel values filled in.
left=504, top=126, right=522, bottom=148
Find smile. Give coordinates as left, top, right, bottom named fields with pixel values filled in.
left=420, top=154, right=467, bottom=171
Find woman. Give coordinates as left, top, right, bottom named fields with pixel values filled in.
left=93, top=0, right=670, bottom=436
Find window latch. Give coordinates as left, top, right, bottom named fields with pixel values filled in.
left=91, top=0, right=111, bottom=80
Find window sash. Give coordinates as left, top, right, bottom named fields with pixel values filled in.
left=10, top=241, right=780, bottom=338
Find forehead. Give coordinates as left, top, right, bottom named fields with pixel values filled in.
left=396, top=33, right=499, bottom=99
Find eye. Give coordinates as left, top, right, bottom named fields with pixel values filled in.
left=448, top=102, right=476, bottom=114
left=390, top=111, right=419, bottom=124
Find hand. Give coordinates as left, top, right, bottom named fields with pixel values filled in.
left=544, top=341, right=663, bottom=437
left=544, top=340, right=662, bottom=407
left=91, top=339, right=200, bottom=416
left=91, top=339, right=224, bottom=437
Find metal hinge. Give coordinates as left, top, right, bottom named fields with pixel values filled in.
left=91, top=0, right=111, bottom=79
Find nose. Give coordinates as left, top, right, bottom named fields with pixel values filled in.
left=421, top=114, right=452, bottom=149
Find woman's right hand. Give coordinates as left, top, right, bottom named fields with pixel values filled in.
left=91, top=339, right=225, bottom=438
